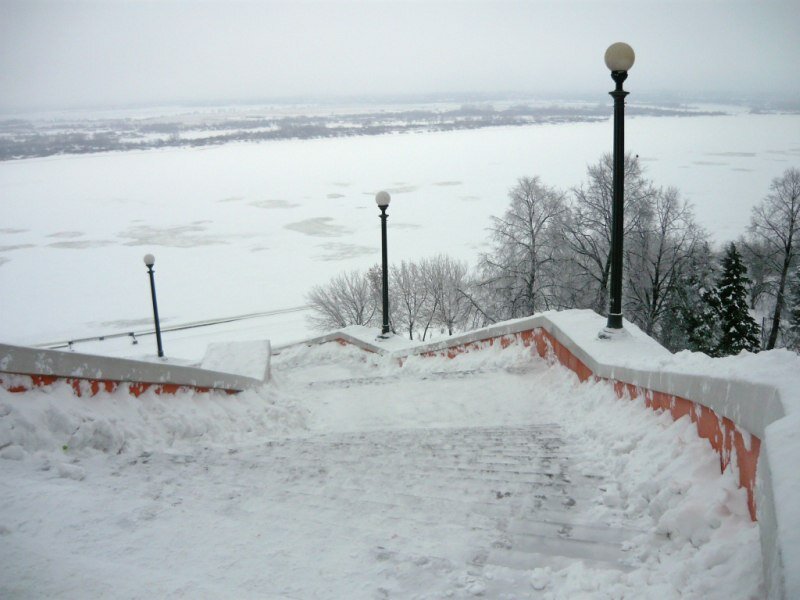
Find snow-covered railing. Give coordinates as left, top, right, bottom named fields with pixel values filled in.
left=276, top=330, right=383, bottom=355
left=0, top=341, right=270, bottom=397
left=299, top=310, right=797, bottom=599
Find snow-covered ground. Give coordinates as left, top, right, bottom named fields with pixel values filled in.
left=0, top=339, right=762, bottom=598
left=1, top=109, right=799, bottom=353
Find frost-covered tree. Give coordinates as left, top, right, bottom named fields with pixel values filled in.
left=565, top=153, right=656, bottom=313
left=786, top=268, right=800, bottom=351
left=739, top=237, right=772, bottom=310
left=391, top=260, right=429, bottom=340
left=624, top=186, right=702, bottom=337
left=307, top=256, right=473, bottom=338
left=716, top=243, right=761, bottom=356
left=747, top=167, right=800, bottom=349
left=423, top=254, right=471, bottom=336
left=306, top=269, right=377, bottom=330
left=479, top=176, right=568, bottom=319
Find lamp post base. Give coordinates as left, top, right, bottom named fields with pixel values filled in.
left=598, top=326, right=630, bottom=341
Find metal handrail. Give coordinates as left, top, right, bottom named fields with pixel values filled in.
left=35, top=305, right=310, bottom=350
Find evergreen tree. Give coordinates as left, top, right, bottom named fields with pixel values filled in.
left=688, top=285, right=723, bottom=356
left=716, top=243, right=761, bottom=355
left=664, top=242, right=721, bottom=355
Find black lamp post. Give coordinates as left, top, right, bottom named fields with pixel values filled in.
left=603, top=42, right=635, bottom=334
left=376, top=190, right=392, bottom=337
left=143, top=253, right=165, bottom=357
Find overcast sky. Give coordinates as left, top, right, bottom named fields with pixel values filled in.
left=1, top=0, right=798, bottom=111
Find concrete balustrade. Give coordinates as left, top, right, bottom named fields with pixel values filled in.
left=0, top=341, right=268, bottom=397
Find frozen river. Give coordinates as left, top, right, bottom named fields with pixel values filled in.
left=1, top=108, right=799, bottom=348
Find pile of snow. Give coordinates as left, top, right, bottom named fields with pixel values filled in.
left=538, top=371, right=762, bottom=598
left=546, top=309, right=797, bottom=597
left=0, top=382, right=308, bottom=462
left=272, top=338, right=391, bottom=384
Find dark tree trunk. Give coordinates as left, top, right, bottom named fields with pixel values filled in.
left=767, top=256, right=791, bottom=349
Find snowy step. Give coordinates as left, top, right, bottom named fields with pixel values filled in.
left=484, top=518, right=639, bottom=572
left=258, top=490, right=499, bottom=534
left=493, top=527, right=630, bottom=564
left=503, top=517, right=645, bottom=544
left=198, top=421, right=630, bottom=584
left=485, top=512, right=640, bottom=569
left=262, top=458, right=588, bottom=490
left=482, top=546, right=635, bottom=573
left=302, top=368, right=493, bottom=388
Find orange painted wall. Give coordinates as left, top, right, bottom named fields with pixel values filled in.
left=0, top=374, right=238, bottom=398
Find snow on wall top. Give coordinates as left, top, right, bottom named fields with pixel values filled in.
left=0, top=342, right=263, bottom=391
left=200, top=340, right=271, bottom=383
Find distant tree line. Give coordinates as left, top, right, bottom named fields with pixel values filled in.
left=0, top=104, right=723, bottom=161
left=307, top=159, right=800, bottom=356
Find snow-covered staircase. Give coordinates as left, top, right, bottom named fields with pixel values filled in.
left=239, top=347, right=654, bottom=596
left=247, top=421, right=636, bottom=593
left=1, top=339, right=763, bottom=598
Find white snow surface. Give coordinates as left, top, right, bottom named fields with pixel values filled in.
left=541, top=310, right=800, bottom=414
left=763, top=411, right=800, bottom=597
left=200, top=340, right=271, bottom=381
left=0, top=339, right=763, bottom=598
left=663, top=348, right=800, bottom=415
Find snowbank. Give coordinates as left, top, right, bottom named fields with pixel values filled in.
left=543, top=311, right=798, bottom=600
left=542, top=370, right=762, bottom=599
left=0, top=382, right=307, bottom=460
